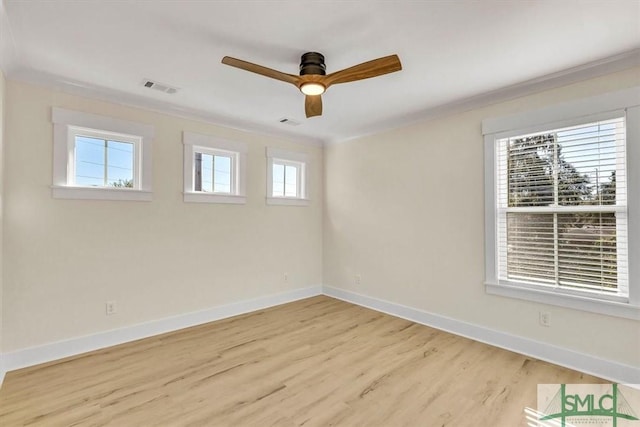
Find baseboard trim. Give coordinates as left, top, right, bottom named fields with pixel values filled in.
left=3, top=286, right=322, bottom=373
left=322, top=285, right=640, bottom=385
left=3, top=284, right=637, bottom=385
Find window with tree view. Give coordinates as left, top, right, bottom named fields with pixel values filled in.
left=496, top=116, right=628, bottom=298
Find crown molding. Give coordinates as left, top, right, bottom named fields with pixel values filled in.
left=328, top=48, right=640, bottom=145
left=5, top=67, right=326, bottom=148
left=5, top=48, right=639, bottom=148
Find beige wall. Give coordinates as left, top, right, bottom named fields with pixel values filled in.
left=324, top=67, right=640, bottom=367
left=0, top=70, right=5, bottom=356
left=3, top=81, right=323, bottom=352
left=3, top=67, right=639, bottom=368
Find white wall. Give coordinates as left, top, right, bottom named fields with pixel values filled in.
left=3, top=81, right=323, bottom=352
left=324, top=67, right=640, bottom=368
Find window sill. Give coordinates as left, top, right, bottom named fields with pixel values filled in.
left=266, top=197, right=310, bottom=207
left=52, top=185, right=152, bottom=201
left=485, top=281, right=640, bottom=320
left=183, top=192, right=246, bottom=204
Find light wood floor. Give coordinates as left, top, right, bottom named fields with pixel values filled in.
left=0, top=296, right=603, bottom=426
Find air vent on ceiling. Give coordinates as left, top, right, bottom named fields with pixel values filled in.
left=142, top=79, right=179, bottom=94
left=279, top=118, right=300, bottom=126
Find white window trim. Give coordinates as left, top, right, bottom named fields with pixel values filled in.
left=183, top=131, right=247, bottom=204
left=52, top=107, right=154, bottom=201
left=266, top=147, right=310, bottom=206
left=483, top=86, right=640, bottom=320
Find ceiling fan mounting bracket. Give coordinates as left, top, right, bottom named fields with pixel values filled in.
left=299, top=52, right=326, bottom=76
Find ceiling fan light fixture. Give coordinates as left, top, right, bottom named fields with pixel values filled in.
left=221, top=53, right=402, bottom=117
left=300, top=82, right=325, bottom=96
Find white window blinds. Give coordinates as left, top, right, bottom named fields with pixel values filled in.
left=496, top=115, right=628, bottom=298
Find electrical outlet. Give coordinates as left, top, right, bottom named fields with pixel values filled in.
left=539, top=311, right=550, bottom=327
left=106, top=301, right=117, bottom=316
left=283, top=272, right=289, bottom=283
left=355, top=274, right=361, bottom=285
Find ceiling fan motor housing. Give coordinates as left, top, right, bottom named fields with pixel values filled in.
left=300, top=52, right=326, bottom=76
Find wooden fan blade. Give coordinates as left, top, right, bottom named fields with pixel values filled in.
left=222, top=56, right=300, bottom=86
left=323, top=54, right=402, bottom=87
left=305, top=95, right=323, bottom=118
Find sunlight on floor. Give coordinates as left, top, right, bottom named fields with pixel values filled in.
left=524, top=407, right=574, bottom=427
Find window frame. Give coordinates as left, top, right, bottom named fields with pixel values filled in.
left=272, top=158, right=302, bottom=198
left=68, top=126, right=141, bottom=189
left=183, top=131, right=247, bottom=204
left=483, top=87, right=640, bottom=320
left=266, top=147, right=309, bottom=206
left=52, top=107, right=154, bottom=201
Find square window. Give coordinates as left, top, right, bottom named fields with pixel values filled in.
left=194, top=150, right=235, bottom=194
left=183, top=132, right=247, bottom=204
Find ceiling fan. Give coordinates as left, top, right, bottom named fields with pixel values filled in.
left=221, top=52, right=402, bottom=118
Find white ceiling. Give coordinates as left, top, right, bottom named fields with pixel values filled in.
left=1, top=1, right=639, bottom=144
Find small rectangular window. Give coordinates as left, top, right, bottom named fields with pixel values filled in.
left=193, top=149, right=235, bottom=194
left=266, top=147, right=309, bottom=206
left=74, top=133, right=135, bottom=188
left=52, top=108, right=153, bottom=201
left=183, top=132, right=247, bottom=204
left=272, top=160, right=300, bottom=198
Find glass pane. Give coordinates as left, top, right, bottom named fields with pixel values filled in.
left=506, top=213, right=555, bottom=284
left=507, top=212, right=618, bottom=292
left=106, top=140, right=134, bottom=188
left=556, top=121, right=620, bottom=206
left=285, top=165, right=298, bottom=197
left=507, top=135, right=554, bottom=207
left=558, top=212, right=617, bottom=292
left=272, top=163, right=285, bottom=197
left=200, top=153, right=213, bottom=192
left=194, top=152, right=202, bottom=191
left=213, top=155, right=232, bottom=193
left=75, top=136, right=106, bottom=187
left=508, top=118, right=623, bottom=208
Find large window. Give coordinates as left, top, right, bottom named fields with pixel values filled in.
left=484, top=87, right=639, bottom=319
left=497, top=117, right=627, bottom=297
left=183, top=132, right=247, bottom=204
left=52, top=108, right=154, bottom=201
left=266, top=147, right=309, bottom=206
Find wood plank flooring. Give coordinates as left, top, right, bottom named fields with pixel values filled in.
left=0, top=296, right=604, bottom=426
